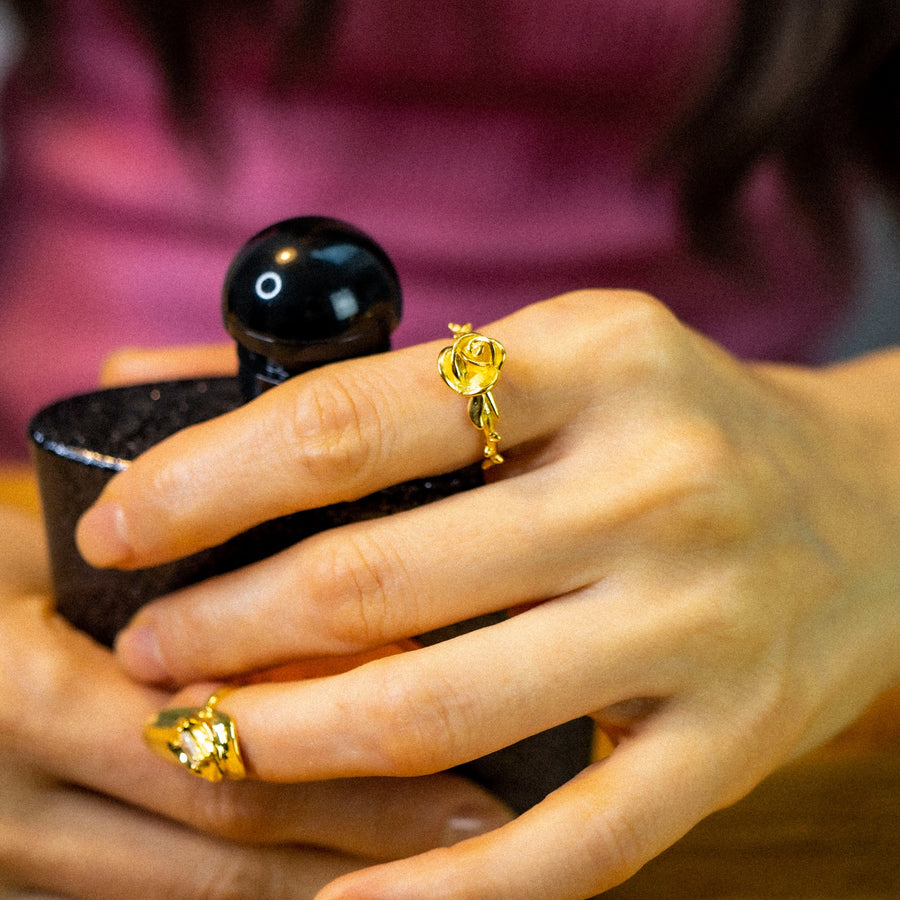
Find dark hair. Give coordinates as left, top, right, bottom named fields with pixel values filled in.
left=10, top=0, right=900, bottom=261
left=666, top=0, right=900, bottom=262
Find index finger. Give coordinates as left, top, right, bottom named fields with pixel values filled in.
left=73, top=296, right=609, bottom=570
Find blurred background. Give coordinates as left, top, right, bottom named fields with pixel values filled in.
left=0, top=1, right=896, bottom=367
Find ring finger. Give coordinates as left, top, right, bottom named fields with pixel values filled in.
left=173, top=582, right=678, bottom=783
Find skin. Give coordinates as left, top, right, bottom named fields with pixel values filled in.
left=0, top=353, right=510, bottom=900
left=75, top=291, right=900, bottom=900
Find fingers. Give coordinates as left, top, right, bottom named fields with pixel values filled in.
left=99, top=343, right=236, bottom=387
left=314, top=713, right=759, bottom=900
left=0, top=757, right=365, bottom=900
left=0, top=598, right=512, bottom=860
left=186, top=588, right=675, bottom=783
left=113, top=464, right=612, bottom=684
left=74, top=295, right=617, bottom=570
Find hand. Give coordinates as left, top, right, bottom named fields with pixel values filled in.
left=76, top=293, right=900, bottom=899
left=0, top=593, right=508, bottom=898
left=1, top=352, right=510, bottom=899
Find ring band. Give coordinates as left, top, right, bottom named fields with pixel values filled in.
left=144, top=687, right=246, bottom=782
left=438, top=323, right=507, bottom=468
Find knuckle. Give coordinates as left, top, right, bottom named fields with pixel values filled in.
left=305, top=531, right=412, bottom=650
left=561, top=291, right=693, bottom=401
left=361, top=662, right=472, bottom=776
left=542, top=289, right=679, bottom=366
left=189, top=845, right=292, bottom=900
left=283, top=370, right=389, bottom=493
left=727, top=671, right=797, bottom=751
left=587, top=288, right=676, bottom=342
left=600, top=292, right=695, bottom=389
left=580, top=807, right=646, bottom=887
left=123, top=453, right=204, bottom=557
left=618, top=301, right=688, bottom=374
left=185, top=783, right=270, bottom=843
left=643, top=416, right=755, bottom=549
left=665, top=418, right=735, bottom=499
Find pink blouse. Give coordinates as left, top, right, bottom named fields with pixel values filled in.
left=0, top=0, right=851, bottom=457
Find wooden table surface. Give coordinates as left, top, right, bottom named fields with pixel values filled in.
left=3, top=464, right=898, bottom=898
left=605, top=688, right=900, bottom=899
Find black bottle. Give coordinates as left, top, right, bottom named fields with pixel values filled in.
left=29, top=216, right=593, bottom=812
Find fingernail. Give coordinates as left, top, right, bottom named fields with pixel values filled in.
left=75, top=501, right=133, bottom=568
left=116, top=625, right=171, bottom=684
left=441, top=805, right=513, bottom=847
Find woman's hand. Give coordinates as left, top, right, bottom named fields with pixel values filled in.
left=0, top=354, right=510, bottom=899
left=0, top=592, right=508, bottom=897
left=76, top=292, right=900, bottom=899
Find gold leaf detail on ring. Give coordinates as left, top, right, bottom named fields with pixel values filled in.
left=439, top=323, right=506, bottom=468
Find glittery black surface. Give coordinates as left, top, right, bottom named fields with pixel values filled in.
left=29, top=377, right=492, bottom=646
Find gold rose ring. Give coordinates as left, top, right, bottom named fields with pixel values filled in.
left=144, top=687, right=246, bottom=782
left=438, top=323, right=506, bottom=468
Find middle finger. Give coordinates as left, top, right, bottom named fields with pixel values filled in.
left=114, top=466, right=606, bottom=685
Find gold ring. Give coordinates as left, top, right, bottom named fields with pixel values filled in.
left=438, top=323, right=506, bottom=468
left=144, top=687, right=246, bottom=782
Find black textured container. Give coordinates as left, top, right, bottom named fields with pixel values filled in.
left=30, top=377, right=491, bottom=645
left=28, top=216, right=593, bottom=813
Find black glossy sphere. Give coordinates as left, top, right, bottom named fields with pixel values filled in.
left=223, top=216, right=402, bottom=373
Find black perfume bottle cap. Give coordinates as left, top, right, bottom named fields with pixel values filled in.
left=223, top=216, right=402, bottom=397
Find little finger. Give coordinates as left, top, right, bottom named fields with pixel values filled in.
left=314, top=711, right=763, bottom=900
left=0, top=600, right=510, bottom=858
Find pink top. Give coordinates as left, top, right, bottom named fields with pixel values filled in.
left=0, top=0, right=851, bottom=458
